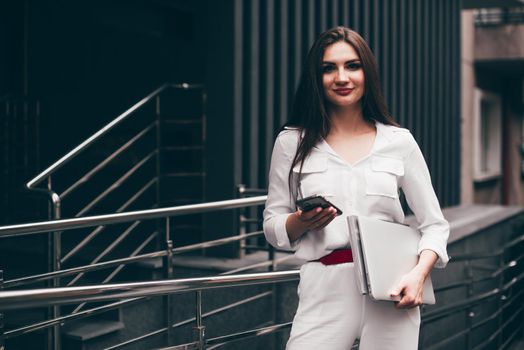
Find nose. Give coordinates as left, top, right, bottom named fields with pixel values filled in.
left=335, top=67, right=349, bottom=84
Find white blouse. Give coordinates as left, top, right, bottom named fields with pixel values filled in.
left=263, top=120, right=450, bottom=268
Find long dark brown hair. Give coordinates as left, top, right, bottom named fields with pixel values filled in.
left=281, top=26, right=399, bottom=195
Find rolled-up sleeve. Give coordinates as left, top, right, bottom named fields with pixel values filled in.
left=263, top=133, right=301, bottom=251
left=400, top=141, right=450, bottom=268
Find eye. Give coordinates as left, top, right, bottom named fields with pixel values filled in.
left=322, top=65, right=335, bottom=73
left=346, top=62, right=362, bottom=70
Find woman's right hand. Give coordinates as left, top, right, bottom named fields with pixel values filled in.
left=285, top=206, right=338, bottom=242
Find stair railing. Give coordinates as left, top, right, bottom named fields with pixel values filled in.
left=23, top=83, right=205, bottom=349
left=1, top=199, right=524, bottom=349
left=0, top=218, right=523, bottom=349
left=0, top=195, right=300, bottom=348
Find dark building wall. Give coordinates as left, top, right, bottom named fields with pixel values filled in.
left=220, top=0, right=461, bottom=210
left=1, top=0, right=207, bottom=224
left=20, top=0, right=206, bottom=167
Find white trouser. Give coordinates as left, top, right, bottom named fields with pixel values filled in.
left=286, top=262, right=421, bottom=350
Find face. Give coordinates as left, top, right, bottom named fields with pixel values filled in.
left=321, top=41, right=365, bottom=109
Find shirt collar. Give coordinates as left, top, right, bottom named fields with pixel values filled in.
left=314, top=120, right=394, bottom=155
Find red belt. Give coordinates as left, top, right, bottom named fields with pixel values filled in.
left=314, top=248, right=353, bottom=265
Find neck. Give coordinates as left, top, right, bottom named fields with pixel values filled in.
left=327, top=104, right=373, bottom=136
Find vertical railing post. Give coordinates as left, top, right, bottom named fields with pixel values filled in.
left=47, top=176, right=61, bottom=350
left=0, top=270, right=4, bottom=350
left=164, top=217, right=174, bottom=345
left=237, top=184, right=246, bottom=258
left=155, top=95, right=162, bottom=252
left=419, top=304, right=426, bottom=348
left=496, top=245, right=506, bottom=348
left=193, top=291, right=206, bottom=350
left=465, top=257, right=473, bottom=350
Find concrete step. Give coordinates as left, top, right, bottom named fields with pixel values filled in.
left=62, top=319, right=124, bottom=342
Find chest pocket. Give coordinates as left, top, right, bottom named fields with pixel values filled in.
left=365, top=155, right=404, bottom=199
left=292, top=152, right=332, bottom=199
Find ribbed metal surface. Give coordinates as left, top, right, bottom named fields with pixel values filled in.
left=234, top=0, right=460, bottom=207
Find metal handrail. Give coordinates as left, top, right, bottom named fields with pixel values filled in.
left=9, top=83, right=211, bottom=350
left=61, top=177, right=158, bottom=264
left=422, top=270, right=524, bottom=324
left=0, top=270, right=299, bottom=310
left=104, top=291, right=274, bottom=350
left=74, top=150, right=157, bottom=217
left=1, top=229, right=278, bottom=343
left=0, top=196, right=267, bottom=238
left=3, top=230, right=264, bottom=288
left=2, top=263, right=522, bottom=348
left=60, top=122, right=157, bottom=199
left=3, top=298, right=143, bottom=339
left=25, top=83, right=203, bottom=189
left=0, top=227, right=522, bottom=349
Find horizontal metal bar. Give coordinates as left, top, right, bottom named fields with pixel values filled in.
left=61, top=225, right=106, bottom=264
left=0, top=270, right=298, bottom=310
left=205, top=322, right=292, bottom=346
left=0, top=196, right=267, bottom=238
left=75, top=150, right=157, bottom=217
left=173, top=291, right=273, bottom=329
left=4, top=245, right=164, bottom=288
left=156, top=322, right=292, bottom=350
left=240, top=218, right=262, bottom=223
left=204, top=320, right=275, bottom=350
left=472, top=300, right=524, bottom=350
left=61, top=122, right=157, bottom=199
left=105, top=326, right=168, bottom=350
left=157, top=341, right=199, bottom=350
left=219, top=255, right=295, bottom=276
left=71, top=230, right=158, bottom=313
left=422, top=270, right=524, bottom=323
left=26, top=84, right=171, bottom=189
left=163, top=146, right=203, bottom=151
left=67, top=221, right=142, bottom=286
left=448, top=252, right=501, bottom=261
left=425, top=326, right=470, bottom=350
left=501, top=315, right=524, bottom=349
left=61, top=177, right=157, bottom=264
left=104, top=291, right=273, bottom=350
left=4, top=297, right=142, bottom=339
left=172, top=231, right=264, bottom=254
left=471, top=306, right=502, bottom=331
left=4, top=230, right=261, bottom=288
left=434, top=275, right=495, bottom=293
left=449, top=235, right=524, bottom=262
left=469, top=263, right=498, bottom=271
left=238, top=187, right=267, bottom=195
left=242, top=245, right=270, bottom=251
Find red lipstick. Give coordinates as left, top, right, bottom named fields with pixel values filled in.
left=333, top=88, right=353, bottom=96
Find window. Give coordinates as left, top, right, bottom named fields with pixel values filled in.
left=473, top=88, right=502, bottom=181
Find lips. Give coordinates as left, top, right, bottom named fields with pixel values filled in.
left=333, top=88, right=354, bottom=96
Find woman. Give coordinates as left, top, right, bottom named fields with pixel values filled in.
left=263, top=27, right=449, bottom=349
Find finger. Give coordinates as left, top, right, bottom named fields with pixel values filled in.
left=300, top=207, right=323, bottom=221
left=303, top=206, right=333, bottom=222
left=396, top=295, right=415, bottom=309
left=310, top=209, right=337, bottom=229
left=390, top=287, right=401, bottom=297
left=310, top=207, right=337, bottom=225
left=390, top=283, right=406, bottom=298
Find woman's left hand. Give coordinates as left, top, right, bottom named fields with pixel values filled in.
left=389, top=268, right=426, bottom=309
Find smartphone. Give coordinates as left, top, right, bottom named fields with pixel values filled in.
left=295, top=195, right=343, bottom=216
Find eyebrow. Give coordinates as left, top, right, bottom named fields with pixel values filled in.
left=322, top=59, right=361, bottom=65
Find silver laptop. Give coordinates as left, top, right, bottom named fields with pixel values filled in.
left=347, top=215, right=436, bottom=304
